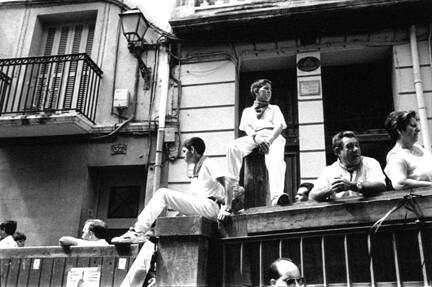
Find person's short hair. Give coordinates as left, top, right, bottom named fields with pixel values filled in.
left=0, top=220, right=17, bottom=235
left=183, top=137, right=206, bottom=155
left=85, top=219, right=107, bottom=240
left=267, top=257, right=294, bottom=281
left=384, top=110, right=418, bottom=141
left=332, top=131, right=358, bottom=155
left=298, top=182, right=314, bottom=192
left=250, top=79, right=272, bottom=99
left=13, top=232, right=26, bottom=242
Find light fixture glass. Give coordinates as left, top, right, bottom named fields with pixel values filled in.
left=119, top=9, right=150, bottom=46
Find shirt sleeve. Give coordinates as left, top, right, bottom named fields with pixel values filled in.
left=239, top=107, right=252, bottom=131
left=384, top=152, right=407, bottom=185
left=311, top=167, right=332, bottom=192
left=365, top=158, right=386, bottom=184
left=271, top=105, right=287, bottom=129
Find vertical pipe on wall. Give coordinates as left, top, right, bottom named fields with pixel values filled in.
left=410, top=25, right=432, bottom=153
left=153, top=44, right=170, bottom=194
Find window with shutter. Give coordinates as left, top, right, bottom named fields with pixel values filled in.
left=30, top=22, right=95, bottom=112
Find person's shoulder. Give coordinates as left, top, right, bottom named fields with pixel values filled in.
left=318, top=161, right=339, bottom=176
left=362, top=156, right=380, bottom=164
left=268, top=104, right=282, bottom=111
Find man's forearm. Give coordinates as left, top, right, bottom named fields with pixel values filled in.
left=309, top=186, right=333, bottom=202
left=268, top=124, right=283, bottom=144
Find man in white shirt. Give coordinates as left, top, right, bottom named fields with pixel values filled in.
left=0, top=220, right=18, bottom=248
left=309, top=131, right=387, bottom=202
left=112, top=137, right=233, bottom=244
left=59, top=219, right=109, bottom=246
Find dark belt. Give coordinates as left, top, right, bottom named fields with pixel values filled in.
left=208, top=196, right=222, bottom=207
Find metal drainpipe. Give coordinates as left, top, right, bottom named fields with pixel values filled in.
left=409, top=25, right=432, bottom=154
left=152, top=44, right=170, bottom=195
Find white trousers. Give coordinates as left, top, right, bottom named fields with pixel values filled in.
left=226, top=135, right=286, bottom=201
left=135, top=188, right=220, bottom=233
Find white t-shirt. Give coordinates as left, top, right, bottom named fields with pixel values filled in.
left=0, top=235, right=18, bottom=248
left=385, top=143, right=432, bottom=183
left=190, top=157, right=225, bottom=202
left=313, top=156, right=386, bottom=199
left=239, top=104, right=287, bottom=137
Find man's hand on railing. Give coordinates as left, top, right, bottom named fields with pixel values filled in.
left=217, top=206, right=232, bottom=223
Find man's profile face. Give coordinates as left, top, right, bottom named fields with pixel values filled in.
left=270, top=260, right=304, bottom=287
left=256, top=83, right=272, bottom=102
left=81, top=222, right=92, bottom=240
left=295, top=187, right=309, bottom=202
left=338, top=137, right=361, bottom=168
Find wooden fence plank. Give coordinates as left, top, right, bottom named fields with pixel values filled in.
left=89, top=257, right=102, bottom=267
left=76, top=257, right=90, bottom=267
left=27, top=258, right=42, bottom=287
left=6, top=258, right=20, bottom=287
left=112, top=257, right=131, bottom=287
left=62, top=257, right=77, bottom=287
left=38, top=258, right=53, bottom=287
left=100, top=256, right=115, bottom=287
left=16, top=258, right=31, bottom=286
left=0, top=259, right=10, bottom=287
left=50, top=258, right=66, bottom=287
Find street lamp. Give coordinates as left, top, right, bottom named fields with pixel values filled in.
left=119, top=9, right=158, bottom=90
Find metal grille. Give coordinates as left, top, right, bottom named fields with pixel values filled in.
left=0, top=53, right=102, bottom=123
left=221, top=224, right=432, bottom=287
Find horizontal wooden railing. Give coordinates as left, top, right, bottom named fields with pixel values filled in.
left=0, top=245, right=138, bottom=287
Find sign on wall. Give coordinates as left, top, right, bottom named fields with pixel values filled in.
left=66, top=267, right=101, bottom=287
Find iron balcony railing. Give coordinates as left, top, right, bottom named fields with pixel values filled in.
left=0, top=54, right=102, bottom=123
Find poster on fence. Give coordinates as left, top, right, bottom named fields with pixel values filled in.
left=66, top=267, right=101, bottom=287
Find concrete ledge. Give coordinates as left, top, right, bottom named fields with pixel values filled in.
left=155, top=216, right=218, bottom=238
left=223, top=188, right=432, bottom=237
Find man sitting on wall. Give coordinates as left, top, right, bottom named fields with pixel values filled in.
left=226, top=79, right=289, bottom=207
left=309, top=131, right=386, bottom=202
left=59, top=219, right=109, bottom=246
left=0, top=220, right=18, bottom=248
left=268, top=258, right=304, bottom=287
left=112, top=137, right=233, bottom=244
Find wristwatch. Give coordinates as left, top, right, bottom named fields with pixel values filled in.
left=225, top=207, right=233, bottom=213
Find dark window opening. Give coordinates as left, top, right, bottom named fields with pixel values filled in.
left=107, top=185, right=140, bottom=218
left=322, top=61, right=394, bottom=167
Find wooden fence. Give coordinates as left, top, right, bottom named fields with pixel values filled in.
left=0, top=245, right=138, bottom=287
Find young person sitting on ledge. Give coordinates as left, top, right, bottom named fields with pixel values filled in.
left=226, top=79, right=289, bottom=206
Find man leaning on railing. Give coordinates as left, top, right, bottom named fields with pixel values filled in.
left=309, top=131, right=387, bottom=202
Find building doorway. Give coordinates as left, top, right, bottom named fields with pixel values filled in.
left=91, top=166, right=147, bottom=241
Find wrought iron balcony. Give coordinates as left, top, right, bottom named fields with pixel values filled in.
left=0, top=54, right=102, bottom=138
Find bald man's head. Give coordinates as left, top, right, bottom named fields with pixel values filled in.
left=268, top=258, right=303, bottom=286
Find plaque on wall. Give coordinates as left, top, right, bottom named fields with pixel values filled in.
left=297, top=56, right=321, bottom=72
left=299, top=80, right=321, bottom=96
